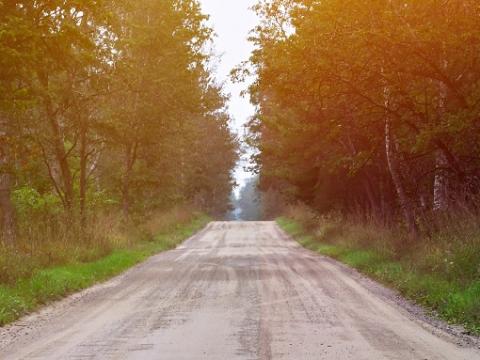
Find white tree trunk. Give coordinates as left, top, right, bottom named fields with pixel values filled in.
left=433, top=74, right=449, bottom=211
left=433, top=150, right=449, bottom=211
left=383, top=81, right=418, bottom=238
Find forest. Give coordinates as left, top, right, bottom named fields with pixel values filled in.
left=239, top=0, right=480, bottom=331
left=1, top=0, right=480, bottom=342
left=0, top=0, right=237, bottom=283
left=242, top=0, right=480, bottom=235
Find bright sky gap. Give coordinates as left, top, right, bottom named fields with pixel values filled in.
left=199, top=0, right=258, bottom=196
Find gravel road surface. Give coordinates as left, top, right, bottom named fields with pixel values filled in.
left=0, top=221, right=479, bottom=359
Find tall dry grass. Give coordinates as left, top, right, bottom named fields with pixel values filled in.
left=281, top=204, right=480, bottom=332
left=0, top=205, right=200, bottom=286
left=284, top=203, right=480, bottom=286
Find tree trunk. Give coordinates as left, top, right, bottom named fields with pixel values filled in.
left=385, top=117, right=418, bottom=239
left=122, top=156, right=131, bottom=219
left=49, top=117, right=75, bottom=213
left=0, top=174, right=16, bottom=246
left=40, top=72, right=75, bottom=215
left=79, top=121, right=87, bottom=230
left=0, top=117, right=16, bottom=245
left=382, top=75, right=418, bottom=239
left=122, top=142, right=137, bottom=219
left=433, top=150, right=449, bottom=211
left=433, top=76, right=450, bottom=211
left=363, top=177, right=379, bottom=219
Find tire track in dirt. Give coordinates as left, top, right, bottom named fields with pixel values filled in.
left=0, top=221, right=478, bottom=359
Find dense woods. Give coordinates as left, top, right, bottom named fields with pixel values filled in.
left=0, top=0, right=237, bottom=248
left=241, top=0, right=480, bottom=237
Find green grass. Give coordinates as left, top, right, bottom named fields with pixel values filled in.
left=277, top=216, right=480, bottom=335
left=0, top=215, right=209, bottom=326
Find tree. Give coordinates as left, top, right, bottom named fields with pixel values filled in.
left=240, top=0, right=480, bottom=236
left=0, top=0, right=238, bottom=244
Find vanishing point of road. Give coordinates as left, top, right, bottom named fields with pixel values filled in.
left=0, top=222, right=479, bottom=359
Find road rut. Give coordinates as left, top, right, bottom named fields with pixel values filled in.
left=0, top=221, right=479, bottom=359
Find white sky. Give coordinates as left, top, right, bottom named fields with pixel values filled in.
left=199, top=0, right=258, bottom=195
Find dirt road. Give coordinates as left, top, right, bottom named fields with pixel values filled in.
left=0, top=222, right=479, bottom=359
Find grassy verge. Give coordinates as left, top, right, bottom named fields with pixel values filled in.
left=0, top=214, right=209, bottom=326
left=277, top=216, right=480, bottom=335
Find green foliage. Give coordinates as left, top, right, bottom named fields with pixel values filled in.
left=0, top=1, right=237, bottom=248
left=12, top=187, right=61, bottom=217
left=242, top=0, right=480, bottom=221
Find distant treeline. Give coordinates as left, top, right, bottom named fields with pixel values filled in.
left=0, top=0, right=238, bottom=245
left=240, top=0, right=480, bottom=236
